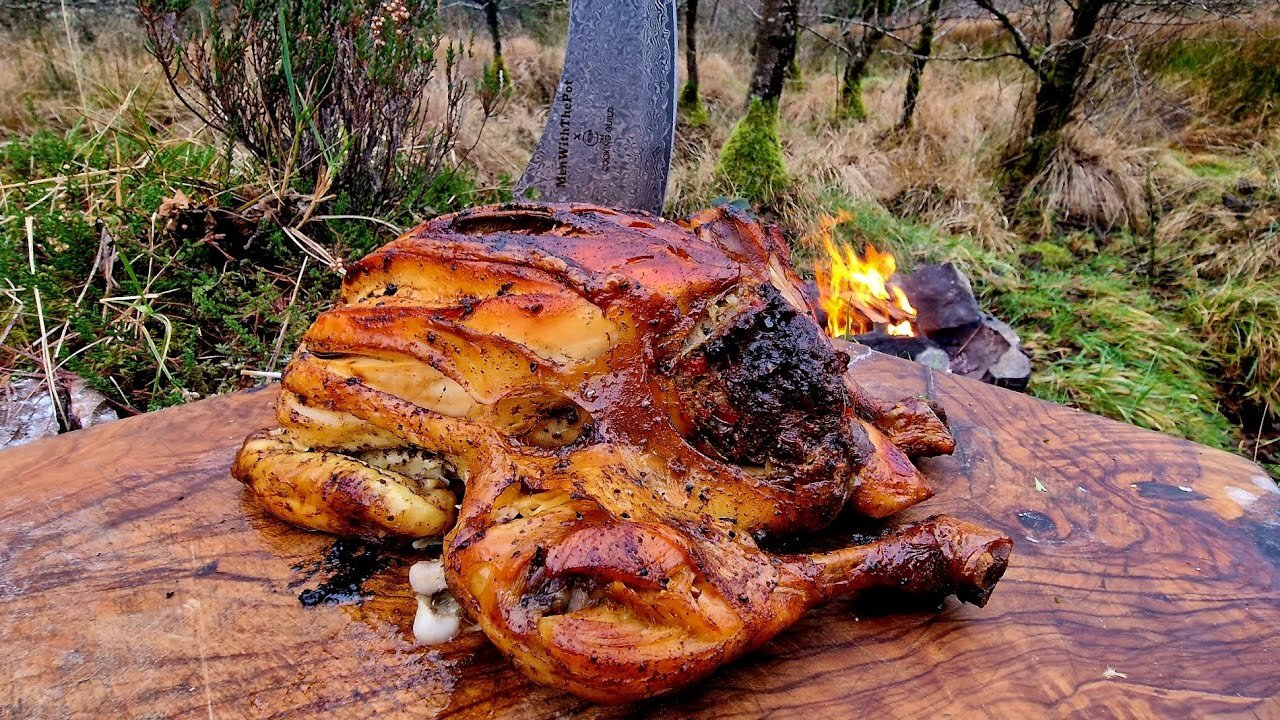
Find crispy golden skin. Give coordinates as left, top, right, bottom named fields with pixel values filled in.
left=231, top=202, right=1012, bottom=701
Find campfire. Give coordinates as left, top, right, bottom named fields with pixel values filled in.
left=811, top=214, right=1032, bottom=391
left=816, top=232, right=917, bottom=338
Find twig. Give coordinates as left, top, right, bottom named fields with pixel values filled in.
left=58, top=0, right=87, bottom=113
left=240, top=370, right=283, bottom=380
left=282, top=225, right=344, bottom=275
left=971, top=0, right=1043, bottom=77
left=26, top=217, right=65, bottom=429
left=1255, top=412, right=1267, bottom=464
left=879, top=47, right=1026, bottom=63
left=0, top=161, right=151, bottom=192
left=310, top=214, right=405, bottom=235
left=0, top=279, right=25, bottom=349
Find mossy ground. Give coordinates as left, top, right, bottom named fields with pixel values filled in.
left=0, top=128, right=487, bottom=412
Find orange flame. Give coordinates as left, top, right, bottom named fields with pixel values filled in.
left=811, top=213, right=916, bottom=338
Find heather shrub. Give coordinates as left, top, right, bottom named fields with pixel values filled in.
left=139, top=0, right=489, bottom=209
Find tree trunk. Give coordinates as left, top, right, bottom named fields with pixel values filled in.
left=681, top=0, right=701, bottom=107
left=787, top=30, right=803, bottom=82
left=1011, top=0, right=1106, bottom=185
left=837, top=27, right=883, bottom=120
left=485, top=0, right=503, bottom=64
left=747, top=0, right=800, bottom=105
left=897, top=0, right=941, bottom=130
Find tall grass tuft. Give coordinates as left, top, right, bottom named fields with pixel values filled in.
left=1186, top=279, right=1280, bottom=422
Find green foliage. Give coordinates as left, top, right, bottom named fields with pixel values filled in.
left=715, top=98, right=789, bottom=204
left=1021, top=241, right=1075, bottom=270
left=1181, top=153, right=1248, bottom=179
left=1185, top=279, right=1280, bottom=420
left=482, top=54, right=512, bottom=100
left=996, top=267, right=1234, bottom=450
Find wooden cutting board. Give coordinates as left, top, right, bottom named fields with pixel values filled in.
left=2, top=344, right=1278, bottom=719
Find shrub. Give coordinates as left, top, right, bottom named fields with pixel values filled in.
left=138, top=0, right=487, bottom=210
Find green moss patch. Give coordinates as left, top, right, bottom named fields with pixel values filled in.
left=715, top=98, right=789, bottom=205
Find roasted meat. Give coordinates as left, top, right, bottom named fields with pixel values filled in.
left=231, top=202, right=1012, bottom=702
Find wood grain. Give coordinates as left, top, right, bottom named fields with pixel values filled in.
left=1, top=343, right=1278, bottom=719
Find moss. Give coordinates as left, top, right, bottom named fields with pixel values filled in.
left=678, top=82, right=709, bottom=128
left=714, top=98, right=789, bottom=205
left=1021, top=241, right=1075, bottom=270
left=786, top=54, right=806, bottom=91
left=836, top=79, right=867, bottom=122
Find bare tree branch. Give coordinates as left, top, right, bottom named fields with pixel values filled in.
left=971, top=0, right=1045, bottom=77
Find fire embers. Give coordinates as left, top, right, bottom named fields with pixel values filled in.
left=231, top=202, right=1012, bottom=703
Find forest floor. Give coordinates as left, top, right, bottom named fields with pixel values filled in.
left=1, top=11, right=1277, bottom=477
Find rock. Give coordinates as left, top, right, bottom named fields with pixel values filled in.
left=1222, top=193, right=1252, bottom=213
left=987, top=345, right=1032, bottom=392
left=1, top=376, right=119, bottom=449
left=946, top=314, right=1032, bottom=391
left=948, top=322, right=1010, bottom=379
left=66, top=376, right=119, bottom=430
left=851, top=331, right=942, bottom=362
left=980, top=316, right=1032, bottom=391
left=899, top=263, right=982, bottom=341
left=1, top=379, right=59, bottom=448
left=915, top=347, right=951, bottom=371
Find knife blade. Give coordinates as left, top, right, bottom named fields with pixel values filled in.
left=513, top=0, right=677, bottom=215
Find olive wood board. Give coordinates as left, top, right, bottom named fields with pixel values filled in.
left=2, top=344, right=1278, bottom=719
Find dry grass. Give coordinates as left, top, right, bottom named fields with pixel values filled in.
left=1024, top=126, right=1151, bottom=232
left=0, top=19, right=198, bottom=137
left=1149, top=142, right=1280, bottom=284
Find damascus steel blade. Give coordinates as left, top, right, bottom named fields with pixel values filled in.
left=514, top=0, right=677, bottom=215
